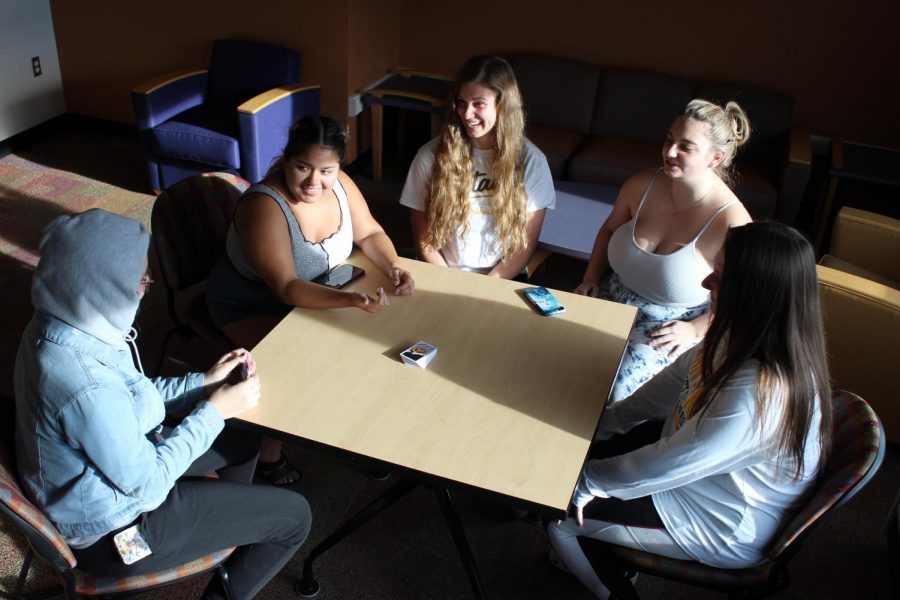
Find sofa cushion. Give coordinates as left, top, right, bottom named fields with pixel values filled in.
left=511, top=55, right=600, bottom=135
left=732, top=164, right=777, bottom=219
left=568, top=136, right=660, bottom=187
left=525, top=124, right=585, bottom=179
left=152, top=104, right=240, bottom=169
left=693, top=82, right=793, bottom=181
left=591, top=69, right=694, bottom=142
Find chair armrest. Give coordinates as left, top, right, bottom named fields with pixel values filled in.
left=131, top=68, right=208, bottom=130
left=237, top=84, right=322, bottom=182
left=828, top=207, right=900, bottom=283
left=775, top=129, right=812, bottom=224
left=817, top=265, right=900, bottom=443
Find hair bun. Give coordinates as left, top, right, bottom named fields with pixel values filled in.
left=724, top=101, right=751, bottom=147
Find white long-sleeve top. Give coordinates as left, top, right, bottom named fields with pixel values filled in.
left=574, top=347, right=823, bottom=568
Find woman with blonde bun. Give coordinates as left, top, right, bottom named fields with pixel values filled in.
left=575, top=99, right=753, bottom=404
left=400, top=54, right=554, bottom=278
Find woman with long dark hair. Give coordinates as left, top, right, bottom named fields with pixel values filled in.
left=549, top=222, right=832, bottom=599
left=400, top=54, right=554, bottom=278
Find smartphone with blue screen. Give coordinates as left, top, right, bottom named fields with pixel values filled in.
left=523, top=286, right=566, bottom=316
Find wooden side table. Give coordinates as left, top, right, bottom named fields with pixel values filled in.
left=363, top=69, right=453, bottom=182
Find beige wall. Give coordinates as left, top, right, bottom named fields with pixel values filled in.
left=0, top=0, right=66, bottom=140
left=397, top=0, right=900, bottom=147
left=48, top=0, right=899, bottom=151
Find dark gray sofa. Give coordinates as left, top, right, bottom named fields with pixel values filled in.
left=510, top=54, right=811, bottom=222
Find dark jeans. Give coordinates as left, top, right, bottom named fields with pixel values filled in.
left=73, top=426, right=312, bottom=600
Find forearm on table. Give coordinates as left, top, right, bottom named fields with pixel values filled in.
left=276, top=278, right=358, bottom=309
left=357, top=231, right=402, bottom=275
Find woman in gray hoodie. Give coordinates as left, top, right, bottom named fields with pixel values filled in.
left=15, top=208, right=311, bottom=599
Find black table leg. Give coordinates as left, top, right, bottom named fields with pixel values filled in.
left=436, top=487, right=487, bottom=600
left=297, top=478, right=418, bottom=597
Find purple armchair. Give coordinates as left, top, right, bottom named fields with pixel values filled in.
left=132, top=39, right=320, bottom=192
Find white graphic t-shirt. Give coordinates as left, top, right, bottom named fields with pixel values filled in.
left=399, top=137, right=555, bottom=270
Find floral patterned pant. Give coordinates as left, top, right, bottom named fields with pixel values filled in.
left=600, top=272, right=708, bottom=404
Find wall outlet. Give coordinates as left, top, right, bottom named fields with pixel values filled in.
left=32, top=56, right=42, bottom=77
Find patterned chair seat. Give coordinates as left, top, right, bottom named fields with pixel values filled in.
left=1, top=440, right=235, bottom=599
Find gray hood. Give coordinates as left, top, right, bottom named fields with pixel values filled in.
left=32, top=209, right=150, bottom=350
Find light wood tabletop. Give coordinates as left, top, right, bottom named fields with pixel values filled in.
left=238, top=252, right=636, bottom=515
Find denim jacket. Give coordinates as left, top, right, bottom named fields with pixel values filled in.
left=14, top=312, right=224, bottom=542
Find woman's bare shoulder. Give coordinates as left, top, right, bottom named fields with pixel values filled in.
left=623, top=168, right=662, bottom=191
left=234, top=188, right=287, bottom=233
left=616, top=168, right=663, bottom=207
left=721, top=192, right=753, bottom=226
left=337, top=170, right=361, bottom=194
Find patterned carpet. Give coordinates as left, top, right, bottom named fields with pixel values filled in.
left=1, top=125, right=897, bottom=600
left=0, top=131, right=153, bottom=266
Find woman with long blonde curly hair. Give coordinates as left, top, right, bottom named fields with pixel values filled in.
left=400, top=55, right=554, bottom=278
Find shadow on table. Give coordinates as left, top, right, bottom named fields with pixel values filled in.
left=271, top=286, right=630, bottom=440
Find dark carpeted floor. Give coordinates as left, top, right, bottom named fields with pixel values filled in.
left=0, top=122, right=896, bottom=599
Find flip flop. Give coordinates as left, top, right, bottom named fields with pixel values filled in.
left=257, top=452, right=302, bottom=486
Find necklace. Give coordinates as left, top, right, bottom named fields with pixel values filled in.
left=671, top=180, right=715, bottom=215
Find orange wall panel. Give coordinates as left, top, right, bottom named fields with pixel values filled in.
left=48, top=0, right=900, bottom=149
left=396, top=0, right=900, bottom=147
left=50, top=0, right=349, bottom=130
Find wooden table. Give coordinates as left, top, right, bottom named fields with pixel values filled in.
left=238, top=252, right=636, bottom=597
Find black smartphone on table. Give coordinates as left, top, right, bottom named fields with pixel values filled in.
left=313, top=264, right=366, bottom=289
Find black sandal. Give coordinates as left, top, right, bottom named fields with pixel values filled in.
left=257, top=452, right=302, bottom=486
